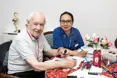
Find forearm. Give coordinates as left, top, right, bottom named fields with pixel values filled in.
left=35, top=59, right=75, bottom=71
left=33, top=61, right=61, bottom=71
left=26, top=55, right=60, bottom=71
left=68, top=50, right=87, bottom=57
left=26, top=55, right=76, bottom=72
left=44, top=49, right=59, bottom=57
left=69, top=50, right=81, bottom=56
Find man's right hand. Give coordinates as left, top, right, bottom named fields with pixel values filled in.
left=57, top=47, right=69, bottom=58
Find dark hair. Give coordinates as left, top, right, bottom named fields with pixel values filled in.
left=59, top=11, right=74, bottom=23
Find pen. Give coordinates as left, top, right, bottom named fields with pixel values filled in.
left=81, top=61, right=89, bottom=70
left=67, top=76, right=77, bottom=78
left=84, top=57, right=88, bottom=62
left=88, top=72, right=100, bottom=75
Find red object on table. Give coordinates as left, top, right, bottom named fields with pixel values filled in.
left=93, top=50, right=101, bottom=67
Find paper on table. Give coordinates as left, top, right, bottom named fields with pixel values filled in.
left=45, top=56, right=93, bottom=69
left=70, top=56, right=84, bottom=69
left=89, top=65, right=103, bottom=73
left=68, top=69, right=108, bottom=78
left=85, top=53, right=93, bottom=61
left=102, top=48, right=117, bottom=62
left=68, top=56, right=93, bottom=69
left=84, top=47, right=94, bottom=54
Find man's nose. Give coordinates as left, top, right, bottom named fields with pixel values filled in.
left=36, top=25, right=41, bottom=30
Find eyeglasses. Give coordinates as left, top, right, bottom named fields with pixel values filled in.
left=60, top=20, right=72, bottom=24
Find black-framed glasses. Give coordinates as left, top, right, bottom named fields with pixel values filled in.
left=60, top=20, right=72, bottom=24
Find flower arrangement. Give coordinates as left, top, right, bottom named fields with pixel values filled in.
left=100, top=37, right=113, bottom=49
left=84, top=33, right=113, bottom=49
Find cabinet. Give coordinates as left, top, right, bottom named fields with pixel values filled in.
left=2, top=32, right=17, bottom=43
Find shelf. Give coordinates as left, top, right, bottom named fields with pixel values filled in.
left=3, top=32, right=17, bottom=35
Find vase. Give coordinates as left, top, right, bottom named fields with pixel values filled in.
left=93, top=50, right=101, bottom=67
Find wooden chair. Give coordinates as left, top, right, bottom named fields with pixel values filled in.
left=0, top=40, right=18, bottom=78
left=115, top=38, right=117, bottom=48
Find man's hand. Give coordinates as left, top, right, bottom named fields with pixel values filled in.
left=57, top=47, right=69, bottom=58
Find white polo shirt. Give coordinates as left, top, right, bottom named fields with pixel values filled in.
left=8, top=29, right=51, bottom=74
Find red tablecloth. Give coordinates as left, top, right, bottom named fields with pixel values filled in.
left=46, top=60, right=117, bottom=78
left=46, top=57, right=83, bottom=78
left=46, top=68, right=77, bottom=78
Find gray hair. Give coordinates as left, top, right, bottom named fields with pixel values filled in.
left=27, top=12, right=43, bottom=21
left=26, top=12, right=45, bottom=26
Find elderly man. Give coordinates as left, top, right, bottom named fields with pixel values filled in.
left=8, top=12, right=76, bottom=78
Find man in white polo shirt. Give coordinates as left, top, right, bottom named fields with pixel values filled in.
left=8, top=12, right=76, bottom=78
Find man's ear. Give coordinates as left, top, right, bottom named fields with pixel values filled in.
left=27, top=20, right=29, bottom=23
left=25, top=24, right=28, bottom=27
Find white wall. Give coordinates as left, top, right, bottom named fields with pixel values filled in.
left=0, top=0, right=117, bottom=47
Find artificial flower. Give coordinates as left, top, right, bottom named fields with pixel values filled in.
left=85, top=34, right=112, bottom=49
left=100, top=37, right=113, bottom=49
left=84, top=33, right=99, bottom=48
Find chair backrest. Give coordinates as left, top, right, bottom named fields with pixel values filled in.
left=44, top=31, right=53, bottom=48
left=0, top=40, right=12, bottom=73
left=115, top=38, right=117, bottom=48
left=0, top=41, right=22, bottom=78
